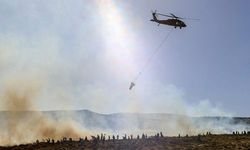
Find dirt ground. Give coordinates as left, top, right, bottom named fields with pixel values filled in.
left=1, top=134, right=250, bottom=150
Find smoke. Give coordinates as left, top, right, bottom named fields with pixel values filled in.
left=94, top=83, right=249, bottom=137
left=0, top=0, right=249, bottom=146
left=0, top=29, right=91, bottom=145
left=0, top=74, right=91, bottom=145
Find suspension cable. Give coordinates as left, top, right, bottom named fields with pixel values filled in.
left=133, top=28, right=174, bottom=83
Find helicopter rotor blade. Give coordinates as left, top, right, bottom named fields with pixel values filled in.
left=170, top=13, right=187, bottom=20
left=155, top=13, right=172, bottom=18
left=179, top=17, right=200, bottom=21
left=170, top=13, right=179, bottom=18
left=154, top=11, right=200, bottom=21
left=156, top=12, right=182, bottom=19
left=170, top=13, right=199, bottom=20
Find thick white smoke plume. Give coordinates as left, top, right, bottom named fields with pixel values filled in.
left=0, top=0, right=249, bottom=146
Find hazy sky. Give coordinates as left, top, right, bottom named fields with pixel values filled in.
left=0, top=0, right=249, bottom=116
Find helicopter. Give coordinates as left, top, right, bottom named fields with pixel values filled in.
left=150, top=11, right=199, bottom=29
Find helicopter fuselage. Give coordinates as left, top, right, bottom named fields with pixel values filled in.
left=151, top=18, right=187, bottom=29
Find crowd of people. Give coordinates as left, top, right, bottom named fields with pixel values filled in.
left=33, top=130, right=250, bottom=146
left=2, top=131, right=249, bottom=150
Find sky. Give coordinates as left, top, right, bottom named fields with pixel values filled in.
left=0, top=0, right=249, bottom=116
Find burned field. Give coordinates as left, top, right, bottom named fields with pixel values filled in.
left=1, top=133, right=250, bottom=150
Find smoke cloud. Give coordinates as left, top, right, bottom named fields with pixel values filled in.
left=0, top=70, right=90, bottom=145
left=0, top=0, right=249, bottom=146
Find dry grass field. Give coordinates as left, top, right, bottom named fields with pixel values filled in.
left=1, top=134, right=249, bottom=150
